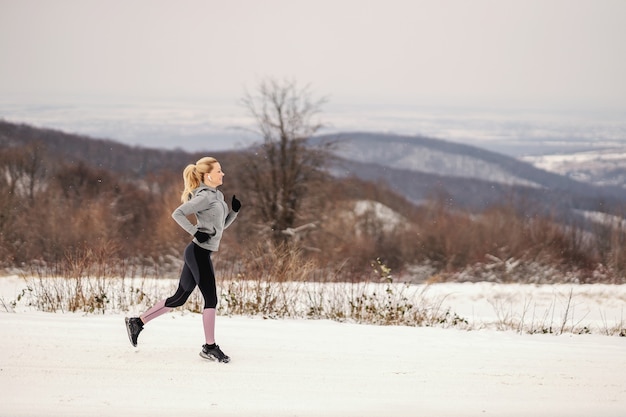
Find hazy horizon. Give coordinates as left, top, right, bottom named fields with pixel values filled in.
left=2, top=93, right=625, bottom=157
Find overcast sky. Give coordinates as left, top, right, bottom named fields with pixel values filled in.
left=1, top=0, right=625, bottom=114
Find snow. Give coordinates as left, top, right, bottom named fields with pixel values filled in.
left=351, top=200, right=406, bottom=233
left=334, top=138, right=542, bottom=188
left=1, top=276, right=625, bottom=417
left=521, top=147, right=626, bottom=187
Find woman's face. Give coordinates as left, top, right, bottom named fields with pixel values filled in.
left=206, top=162, right=224, bottom=187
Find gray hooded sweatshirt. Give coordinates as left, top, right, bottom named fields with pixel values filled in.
left=171, top=185, right=238, bottom=252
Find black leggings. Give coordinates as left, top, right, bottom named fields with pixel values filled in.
left=165, top=242, right=217, bottom=309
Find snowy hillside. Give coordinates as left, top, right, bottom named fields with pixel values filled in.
left=316, top=132, right=626, bottom=214
left=331, top=134, right=540, bottom=188
left=344, top=199, right=406, bottom=234
left=522, top=147, right=626, bottom=189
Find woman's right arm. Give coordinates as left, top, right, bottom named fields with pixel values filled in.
left=171, top=195, right=207, bottom=236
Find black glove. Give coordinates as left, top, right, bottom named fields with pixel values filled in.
left=232, top=195, right=242, bottom=212
left=194, top=230, right=210, bottom=243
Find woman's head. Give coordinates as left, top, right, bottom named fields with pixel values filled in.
left=180, top=156, right=223, bottom=202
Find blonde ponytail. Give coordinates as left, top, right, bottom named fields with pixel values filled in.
left=180, top=157, right=218, bottom=202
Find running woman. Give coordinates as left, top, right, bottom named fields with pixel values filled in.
left=125, top=156, right=241, bottom=363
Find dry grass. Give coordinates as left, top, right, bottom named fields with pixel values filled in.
left=8, top=249, right=625, bottom=336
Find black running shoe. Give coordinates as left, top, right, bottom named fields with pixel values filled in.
left=125, top=317, right=144, bottom=347
left=200, top=344, right=230, bottom=363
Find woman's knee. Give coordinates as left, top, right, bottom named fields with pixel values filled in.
left=165, top=290, right=192, bottom=308
left=204, top=297, right=217, bottom=308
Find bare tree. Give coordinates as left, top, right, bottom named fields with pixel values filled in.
left=241, top=78, right=331, bottom=246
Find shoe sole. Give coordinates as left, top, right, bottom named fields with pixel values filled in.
left=199, top=351, right=230, bottom=363
left=124, top=317, right=137, bottom=347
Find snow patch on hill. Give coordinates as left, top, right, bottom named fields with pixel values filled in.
left=336, top=140, right=541, bottom=188
left=522, top=147, right=626, bottom=188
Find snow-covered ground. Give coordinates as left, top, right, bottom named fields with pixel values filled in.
left=1, top=276, right=625, bottom=417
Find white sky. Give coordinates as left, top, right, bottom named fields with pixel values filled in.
left=1, top=0, right=625, bottom=113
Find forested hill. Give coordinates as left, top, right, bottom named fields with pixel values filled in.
left=4, top=119, right=626, bottom=218
left=315, top=132, right=626, bottom=214
left=0, top=120, right=219, bottom=176
left=3, top=119, right=626, bottom=281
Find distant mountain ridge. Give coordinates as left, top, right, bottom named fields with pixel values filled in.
left=0, top=120, right=209, bottom=176
left=324, top=132, right=540, bottom=187
left=2, top=120, right=624, bottom=221
left=314, top=132, right=626, bottom=216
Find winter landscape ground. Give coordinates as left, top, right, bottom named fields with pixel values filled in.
left=1, top=275, right=625, bottom=417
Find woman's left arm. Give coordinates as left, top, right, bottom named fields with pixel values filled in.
left=223, top=194, right=241, bottom=229
left=224, top=210, right=238, bottom=229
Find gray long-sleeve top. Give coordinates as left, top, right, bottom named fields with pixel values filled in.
left=171, top=185, right=238, bottom=252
